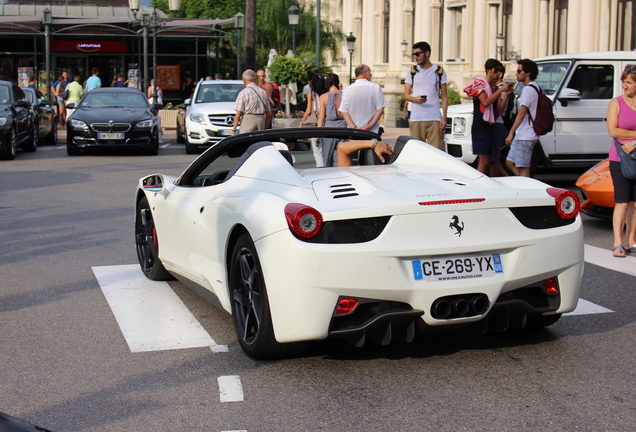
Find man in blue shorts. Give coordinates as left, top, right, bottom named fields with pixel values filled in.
left=505, top=59, right=540, bottom=177
left=463, top=59, right=512, bottom=175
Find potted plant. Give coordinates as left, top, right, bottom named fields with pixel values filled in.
left=267, top=56, right=307, bottom=119
left=396, top=95, right=409, bottom=128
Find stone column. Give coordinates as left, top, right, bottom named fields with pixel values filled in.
left=488, top=2, right=500, bottom=60
left=538, top=0, right=549, bottom=57
left=567, top=0, right=581, bottom=53
left=520, top=0, right=537, bottom=59
left=578, top=0, right=597, bottom=52
left=472, top=0, right=487, bottom=71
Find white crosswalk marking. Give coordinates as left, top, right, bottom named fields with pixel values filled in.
left=565, top=298, right=614, bottom=316
left=218, top=375, right=244, bottom=402
left=92, top=264, right=227, bottom=353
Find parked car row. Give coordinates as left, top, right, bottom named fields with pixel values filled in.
left=0, top=80, right=39, bottom=160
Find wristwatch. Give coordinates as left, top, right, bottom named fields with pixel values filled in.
left=371, top=138, right=378, bottom=151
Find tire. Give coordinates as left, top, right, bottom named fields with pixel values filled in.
left=146, top=130, right=159, bottom=155
left=135, top=196, right=173, bottom=281
left=22, top=122, right=38, bottom=152
left=0, top=128, right=17, bottom=160
left=66, top=144, right=80, bottom=156
left=525, top=313, right=562, bottom=330
left=176, top=123, right=185, bottom=143
left=185, top=139, right=198, bottom=154
left=46, top=122, right=58, bottom=146
left=229, top=233, right=305, bottom=359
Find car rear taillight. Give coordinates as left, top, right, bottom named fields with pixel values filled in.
left=547, top=188, right=580, bottom=220
left=543, top=278, right=559, bottom=295
left=285, top=203, right=323, bottom=239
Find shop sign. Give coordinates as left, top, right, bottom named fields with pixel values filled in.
left=51, top=41, right=128, bottom=53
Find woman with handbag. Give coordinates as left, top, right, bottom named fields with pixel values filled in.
left=606, top=65, right=636, bottom=257
left=317, top=73, right=348, bottom=167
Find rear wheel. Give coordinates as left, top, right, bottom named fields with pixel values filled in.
left=46, top=122, right=58, bottom=145
left=135, top=196, right=173, bottom=281
left=0, top=128, right=17, bottom=160
left=525, top=313, right=562, bottom=330
left=229, top=233, right=305, bottom=359
left=22, top=122, right=38, bottom=152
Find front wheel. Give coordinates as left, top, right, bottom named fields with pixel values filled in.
left=0, top=128, right=17, bottom=160
left=135, top=196, right=173, bottom=281
left=46, top=122, right=58, bottom=145
left=229, top=233, right=305, bottom=359
left=22, top=122, right=38, bottom=152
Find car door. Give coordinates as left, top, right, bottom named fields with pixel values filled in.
left=552, top=61, right=616, bottom=160
left=12, top=85, right=31, bottom=143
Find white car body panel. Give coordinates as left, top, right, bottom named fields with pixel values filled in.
left=137, top=131, right=584, bottom=347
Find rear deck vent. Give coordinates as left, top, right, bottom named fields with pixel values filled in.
left=441, top=177, right=468, bottom=186
left=330, top=183, right=359, bottom=199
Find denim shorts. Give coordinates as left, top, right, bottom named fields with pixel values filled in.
left=507, top=139, right=537, bottom=168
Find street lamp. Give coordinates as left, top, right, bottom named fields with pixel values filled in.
left=346, top=32, right=356, bottom=84
left=129, top=0, right=181, bottom=105
left=287, top=3, right=299, bottom=55
left=400, top=40, right=412, bottom=60
left=235, top=12, right=244, bottom=79
left=496, top=33, right=521, bottom=61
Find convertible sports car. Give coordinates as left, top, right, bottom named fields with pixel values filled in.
left=576, top=158, right=614, bottom=218
left=135, top=128, right=584, bottom=359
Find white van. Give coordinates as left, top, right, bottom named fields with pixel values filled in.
left=445, top=51, right=636, bottom=168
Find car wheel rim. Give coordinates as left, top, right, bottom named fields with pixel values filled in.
left=135, top=206, right=158, bottom=275
left=10, top=130, right=16, bottom=157
left=232, top=247, right=262, bottom=345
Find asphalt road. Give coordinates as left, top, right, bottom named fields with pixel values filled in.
left=1, top=131, right=635, bottom=432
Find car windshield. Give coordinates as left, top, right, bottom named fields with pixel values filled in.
left=0, top=86, right=9, bottom=105
left=533, top=61, right=571, bottom=95
left=80, top=92, right=149, bottom=109
left=194, top=83, right=243, bottom=104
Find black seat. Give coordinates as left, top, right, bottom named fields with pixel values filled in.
left=279, top=150, right=294, bottom=166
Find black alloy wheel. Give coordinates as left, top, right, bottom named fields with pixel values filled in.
left=229, top=233, right=304, bottom=359
left=22, top=122, right=38, bottom=152
left=0, top=128, right=18, bottom=160
left=135, top=196, right=172, bottom=281
left=46, top=121, right=58, bottom=145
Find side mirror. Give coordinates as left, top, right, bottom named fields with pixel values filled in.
left=40, top=98, right=51, bottom=106
left=184, top=98, right=191, bottom=105
left=558, top=88, right=580, bottom=107
left=153, top=103, right=164, bottom=110
left=142, top=174, right=164, bottom=191
left=66, top=102, right=76, bottom=109
left=15, top=100, right=29, bottom=108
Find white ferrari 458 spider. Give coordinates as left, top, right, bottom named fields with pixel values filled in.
left=134, top=128, right=584, bottom=359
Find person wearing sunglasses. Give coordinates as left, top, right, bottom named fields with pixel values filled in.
left=505, top=58, right=540, bottom=177
left=605, top=64, right=636, bottom=257
left=403, top=41, right=448, bottom=151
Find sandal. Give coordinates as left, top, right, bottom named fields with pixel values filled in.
left=613, top=245, right=627, bottom=258
left=627, top=244, right=636, bottom=254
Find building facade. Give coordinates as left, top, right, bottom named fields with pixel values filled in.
left=320, top=0, right=636, bottom=125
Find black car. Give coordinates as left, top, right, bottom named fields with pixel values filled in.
left=0, top=80, right=38, bottom=160
left=23, top=87, right=58, bottom=146
left=66, top=87, right=161, bottom=156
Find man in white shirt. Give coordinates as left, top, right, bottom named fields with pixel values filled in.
left=340, top=64, right=387, bottom=135
left=232, top=69, right=272, bottom=134
left=505, top=59, right=540, bottom=177
left=404, top=41, right=448, bottom=150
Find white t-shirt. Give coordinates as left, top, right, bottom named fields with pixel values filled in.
left=404, top=64, right=447, bottom=122
left=340, top=79, right=388, bottom=133
left=515, top=82, right=539, bottom=141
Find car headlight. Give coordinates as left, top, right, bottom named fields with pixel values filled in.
left=0, top=118, right=7, bottom=127
left=452, top=117, right=466, bottom=136
left=70, top=119, right=89, bottom=130
left=189, top=113, right=207, bottom=124
left=136, top=119, right=155, bottom=128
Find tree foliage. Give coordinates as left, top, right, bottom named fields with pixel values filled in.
left=155, top=0, right=344, bottom=74
left=267, top=56, right=306, bottom=85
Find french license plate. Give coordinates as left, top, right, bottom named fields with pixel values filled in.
left=412, top=254, right=503, bottom=282
left=221, top=129, right=237, bottom=136
left=98, top=132, right=124, bottom=140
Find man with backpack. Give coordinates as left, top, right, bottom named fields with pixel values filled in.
left=403, top=41, right=448, bottom=150
left=505, top=58, right=545, bottom=177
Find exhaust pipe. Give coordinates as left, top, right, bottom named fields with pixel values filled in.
left=431, top=299, right=451, bottom=319
left=451, top=298, right=470, bottom=316
left=469, top=295, right=489, bottom=315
